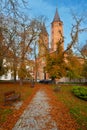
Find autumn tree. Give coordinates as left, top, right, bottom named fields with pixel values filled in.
left=18, top=18, right=46, bottom=85
left=80, top=43, right=87, bottom=79
left=82, top=61, right=87, bottom=79
left=0, top=0, right=47, bottom=84
left=45, top=13, right=87, bottom=81
left=0, top=0, right=29, bottom=80
left=0, top=15, right=13, bottom=77
left=80, top=42, right=87, bottom=60
left=46, top=38, right=67, bottom=81
left=66, top=49, right=82, bottom=81
left=0, top=59, right=5, bottom=76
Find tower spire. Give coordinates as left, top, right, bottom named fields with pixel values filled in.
left=53, top=8, right=61, bottom=22
left=51, top=8, right=63, bottom=51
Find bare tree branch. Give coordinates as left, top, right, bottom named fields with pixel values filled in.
left=64, top=13, right=87, bottom=54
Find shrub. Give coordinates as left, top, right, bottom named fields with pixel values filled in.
left=72, top=86, right=87, bottom=101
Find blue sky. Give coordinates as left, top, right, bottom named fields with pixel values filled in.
left=27, top=0, right=87, bottom=49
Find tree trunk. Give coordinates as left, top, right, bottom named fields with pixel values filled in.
left=14, top=68, right=16, bottom=82
left=20, top=78, right=23, bottom=86
left=13, top=61, right=17, bottom=83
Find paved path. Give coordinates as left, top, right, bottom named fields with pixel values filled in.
left=12, top=88, right=58, bottom=130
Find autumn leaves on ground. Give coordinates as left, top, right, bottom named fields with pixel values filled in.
left=0, top=82, right=87, bottom=130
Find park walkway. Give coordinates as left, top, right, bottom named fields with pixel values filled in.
left=12, top=88, right=58, bottom=130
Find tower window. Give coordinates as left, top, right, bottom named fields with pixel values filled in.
left=59, top=23, right=62, bottom=26
left=58, top=30, right=61, bottom=33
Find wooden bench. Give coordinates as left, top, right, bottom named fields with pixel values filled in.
left=4, top=91, right=21, bottom=105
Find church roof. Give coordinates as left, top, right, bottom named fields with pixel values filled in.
left=52, top=8, right=61, bottom=22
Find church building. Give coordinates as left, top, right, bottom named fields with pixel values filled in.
left=36, top=8, right=64, bottom=80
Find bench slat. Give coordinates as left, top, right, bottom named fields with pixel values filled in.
left=4, top=91, right=21, bottom=105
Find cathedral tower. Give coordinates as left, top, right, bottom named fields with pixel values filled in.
left=51, top=8, right=64, bottom=51
left=38, top=23, right=49, bottom=56
left=37, top=23, right=49, bottom=80
left=38, top=23, right=49, bottom=57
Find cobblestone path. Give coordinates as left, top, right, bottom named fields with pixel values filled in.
left=12, top=88, right=58, bottom=130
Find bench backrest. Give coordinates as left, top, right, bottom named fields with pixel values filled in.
left=4, top=91, right=15, bottom=97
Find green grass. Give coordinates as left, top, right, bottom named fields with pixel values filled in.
left=0, top=108, right=13, bottom=122
left=0, top=82, right=33, bottom=124
left=51, top=85, right=87, bottom=130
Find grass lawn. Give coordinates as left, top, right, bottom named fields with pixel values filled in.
left=51, top=84, right=87, bottom=130
left=0, top=82, right=33, bottom=124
